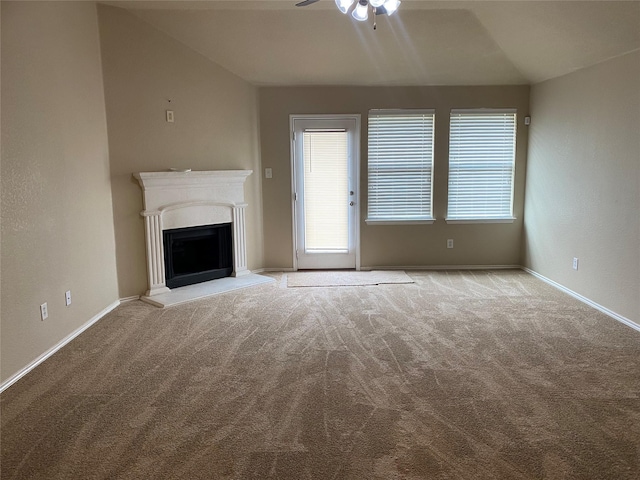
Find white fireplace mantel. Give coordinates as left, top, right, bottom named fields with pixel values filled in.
left=134, top=170, right=252, bottom=298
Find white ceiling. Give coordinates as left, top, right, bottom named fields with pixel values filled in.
left=107, top=0, right=640, bottom=86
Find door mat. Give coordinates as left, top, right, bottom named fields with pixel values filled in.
left=286, top=270, right=414, bottom=288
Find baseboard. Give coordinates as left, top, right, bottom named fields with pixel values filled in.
left=0, top=300, right=120, bottom=393
left=261, top=266, right=520, bottom=273
left=119, top=295, right=140, bottom=303
left=522, top=267, right=640, bottom=333
left=361, top=265, right=521, bottom=271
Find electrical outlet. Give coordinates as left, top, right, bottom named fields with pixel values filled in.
left=65, top=290, right=72, bottom=306
left=265, top=168, right=273, bottom=179
left=447, top=239, right=454, bottom=249
left=573, top=257, right=579, bottom=270
left=40, top=302, right=48, bottom=321
left=166, top=110, right=174, bottom=123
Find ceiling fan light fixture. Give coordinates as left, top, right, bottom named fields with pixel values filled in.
left=382, top=0, right=400, bottom=16
left=299, top=0, right=399, bottom=28
left=352, top=0, right=369, bottom=21
left=335, top=0, right=354, bottom=14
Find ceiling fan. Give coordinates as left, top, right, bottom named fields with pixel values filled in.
left=296, top=0, right=401, bottom=24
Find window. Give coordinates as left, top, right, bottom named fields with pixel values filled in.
left=447, top=109, right=517, bottom=223
left=302, top=129, right=349, bottom=252
left=367, top=109, right=435, bottom=224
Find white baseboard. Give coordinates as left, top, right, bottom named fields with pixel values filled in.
left=0, top=300, right=120, bottom=393
left=361, top=265, right=521, bottom=271
left=522, top=267, right=640, bottom=333
left=119, top=295, right=140, bottom=303
left=261, top=266, right=519, bottom=273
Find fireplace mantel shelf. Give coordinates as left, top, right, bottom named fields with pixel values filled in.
left=134, top=170, right=252, bottom=190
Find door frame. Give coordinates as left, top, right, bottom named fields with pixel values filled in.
left=289, top=114, right=361, bottom=271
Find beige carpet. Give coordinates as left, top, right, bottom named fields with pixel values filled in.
left=1, top=270, right=639, bottom=479
left=286, top=270, right=414, bottom=287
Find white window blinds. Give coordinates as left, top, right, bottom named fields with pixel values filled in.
left=303, top=129, right=349, bottom=252
left=367, top=110, right=435, bottom=222
left=447, top=110, right=516, bottom=221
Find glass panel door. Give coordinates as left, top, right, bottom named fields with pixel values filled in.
left=292, top=116, right=359, bottom=269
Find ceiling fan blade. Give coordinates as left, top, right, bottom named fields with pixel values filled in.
left=296, top=0, right=321, bottom=6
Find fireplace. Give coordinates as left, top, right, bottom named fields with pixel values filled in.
left=164, top=223, right=233, bottom=289
left=134, top=170, right=252, bottom=298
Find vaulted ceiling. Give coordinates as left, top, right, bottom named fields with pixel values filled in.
left=107, top=0, right=640, bottom=86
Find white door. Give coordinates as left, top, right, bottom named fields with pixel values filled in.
left=291, top=115, right=360, bottom=270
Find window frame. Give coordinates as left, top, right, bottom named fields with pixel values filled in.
left=446, top=108, right=517, bottom=224
left=366, top=109, right=436, bottom=225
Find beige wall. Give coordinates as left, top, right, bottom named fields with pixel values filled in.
left=524, top=51, right=640, bottom=324
left=97, top=5, right=264, bottom=298
left=259, top=86, right=530, bottom=269
left=1, top=2, right=119, bottom=382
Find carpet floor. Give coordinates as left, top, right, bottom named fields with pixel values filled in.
left=1, top=270, right=639, bottom=479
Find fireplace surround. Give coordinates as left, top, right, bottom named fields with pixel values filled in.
left=134, top=170, right=252, bottom=299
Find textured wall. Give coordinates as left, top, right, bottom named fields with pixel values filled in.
left=259, top=86, right=530, bottom=270
left=1, top=2, right=119, bottom=382
left=97, top=5, right=264, bottom=298
left=524, top=51, right=640, bottom=323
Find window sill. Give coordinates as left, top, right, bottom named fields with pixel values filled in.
left=366, top=218, right=435, bottom=225
left=445, top=217, right=516, bottom=224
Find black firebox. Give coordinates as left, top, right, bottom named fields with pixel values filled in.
left=163, top=223, right=233, bottom=289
